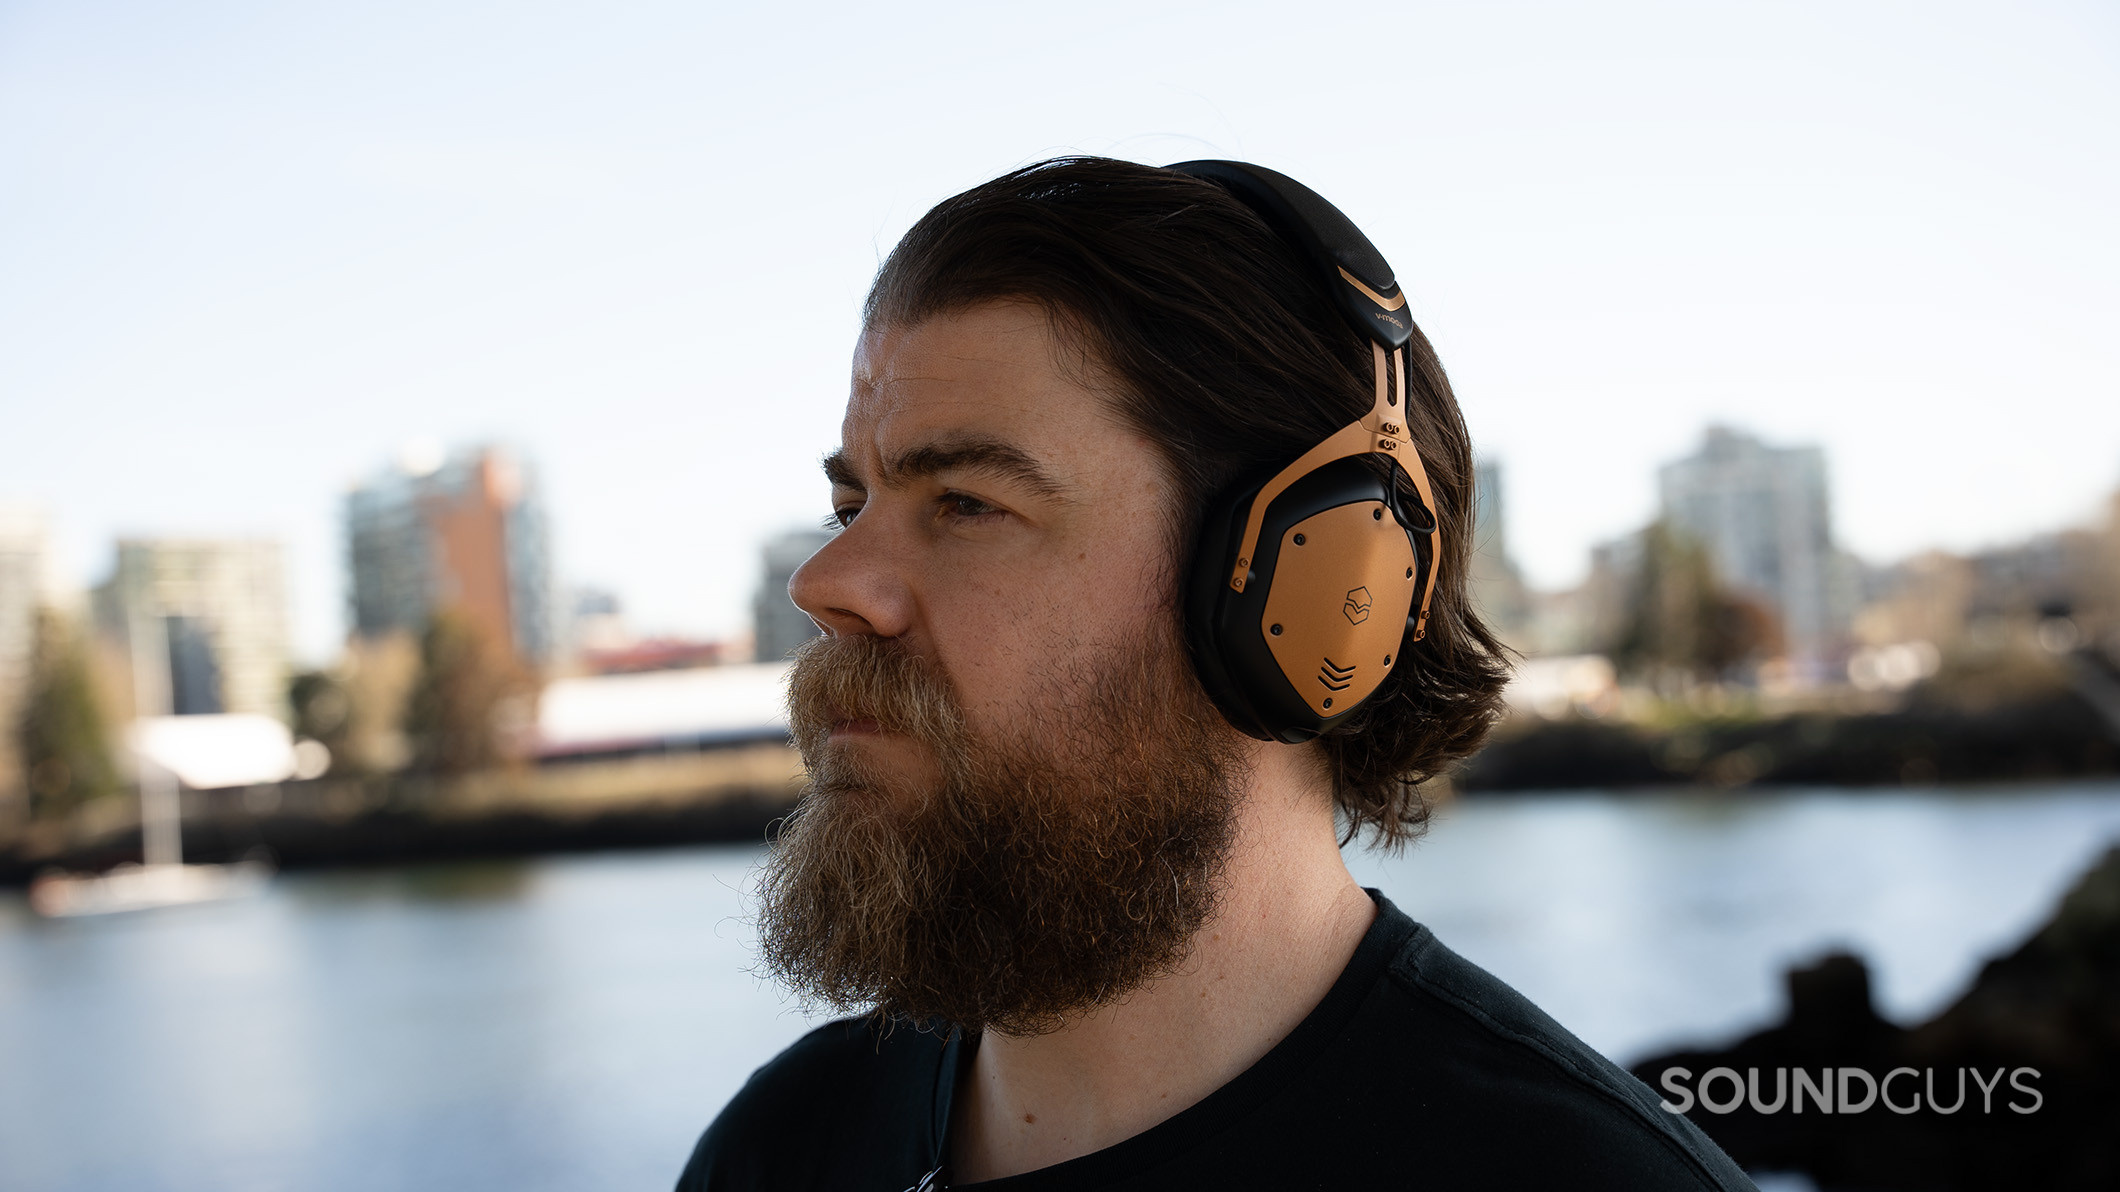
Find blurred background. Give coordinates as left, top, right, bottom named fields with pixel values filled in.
left=3, top=1, right=2118, bottom=1189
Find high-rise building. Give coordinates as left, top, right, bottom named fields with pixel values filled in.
left=1467, top=458, right=1531, bottom=647
left=1472, top=458, right=1510, bottom=566
left=754, top=527, right=833, bottom=662
left=1657, top=426, right=1844, bottom=680
left=93, top=539, right=290, bottom=718
left=345, top=445, right=553, bottom=665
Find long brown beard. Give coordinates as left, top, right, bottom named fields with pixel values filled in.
left=758, top=627, right=1245, bottom=1036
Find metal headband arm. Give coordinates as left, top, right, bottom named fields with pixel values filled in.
left=1228, top=344, right=1441, bottom=640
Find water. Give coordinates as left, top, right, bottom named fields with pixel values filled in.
left=3, top=784, right=2118, bottom=1192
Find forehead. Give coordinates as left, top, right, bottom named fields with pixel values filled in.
left=844, top=303, right=1131, bottom=476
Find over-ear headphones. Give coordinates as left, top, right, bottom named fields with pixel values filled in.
left=1168, top=160, right=1442, bottom=745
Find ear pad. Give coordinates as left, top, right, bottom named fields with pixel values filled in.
left=1187, top=456, right=1435, bottom=744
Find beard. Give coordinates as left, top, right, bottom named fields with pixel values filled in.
left=757, top=623, right=1246, bottom=1037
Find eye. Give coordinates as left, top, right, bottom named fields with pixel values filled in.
left=940, top=491, right=1001, bottom=521
left=827, top=504, right=861, bottom=529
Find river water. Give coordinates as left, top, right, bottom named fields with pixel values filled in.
left=4, top=784, right=2119, bottom=1192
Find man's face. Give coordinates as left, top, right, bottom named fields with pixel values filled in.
left=761, top=302, right=1247, bottom=1034
left=793, top=300, right=1182, bottom=778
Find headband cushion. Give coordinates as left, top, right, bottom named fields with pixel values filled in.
left=1167, top=159, right=1413, bottom=350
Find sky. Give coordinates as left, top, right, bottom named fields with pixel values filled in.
left=3, top=0, right=2117, bottom=664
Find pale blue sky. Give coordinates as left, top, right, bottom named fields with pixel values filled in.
left=4, top=0, right=2117, bottom=662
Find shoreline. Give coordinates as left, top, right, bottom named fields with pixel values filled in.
left=9, top=730, right=2120, bottom=887
left=0, top=743, right=802, bottom=887
left=1462, top=688, right=2120, bottom=791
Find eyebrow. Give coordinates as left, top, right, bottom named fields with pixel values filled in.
left=822, top=436, right=1071, bottom=500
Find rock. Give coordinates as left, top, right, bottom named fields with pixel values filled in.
left=1631, top=845, right=2120, bottom=1190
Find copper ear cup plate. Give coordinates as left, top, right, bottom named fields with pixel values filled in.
left=1260, top=501, right=1420, bottom=718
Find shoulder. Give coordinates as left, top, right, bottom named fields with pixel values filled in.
left=675, top=1016, right=952, bottom=1192
left=1371, top=912, right=1755, bottom=1190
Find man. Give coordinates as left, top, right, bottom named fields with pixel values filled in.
left=679, top=158, right=1753, bottom=1190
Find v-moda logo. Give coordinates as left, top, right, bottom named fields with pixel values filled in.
left=1342, top=587, right=1373, bottom=625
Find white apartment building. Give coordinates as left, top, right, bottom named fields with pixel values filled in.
left=95, top=539, right=290, bottom=718
left=1658, top=426, right=1846, bottom=682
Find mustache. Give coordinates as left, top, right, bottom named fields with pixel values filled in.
left=785, top=634, right=966, bottom=750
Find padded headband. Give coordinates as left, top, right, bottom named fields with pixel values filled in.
left=1167, top=160, right=1414, bottom=351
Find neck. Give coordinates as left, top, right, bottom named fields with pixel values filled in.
left=946, top=746, right=1376, bottom=1184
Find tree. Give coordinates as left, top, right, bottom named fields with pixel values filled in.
left=402, top=610, right=534, bottom=776
left=289, top=668, right=355, bottom=776
left=14, top=608, right=120, bottom=820
left=1610, top=522, right=1781, bottom=686
left=1698, top=589, right=1780, bottom=679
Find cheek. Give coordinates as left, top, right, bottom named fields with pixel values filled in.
left=927, top=528, right=1174, bottom=725
left=922, top=569, right=1074, bottom=704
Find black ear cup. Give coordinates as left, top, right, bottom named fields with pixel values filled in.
left=1187, top=458, right=1434, bottom=743
left=1169, top=159, right=1444, bottom=743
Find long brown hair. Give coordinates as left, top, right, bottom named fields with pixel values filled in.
left=866, top=157, right=1509, bottom=846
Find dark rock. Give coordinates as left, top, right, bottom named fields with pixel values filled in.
left=1631, top=845, right=2120, bottom=1190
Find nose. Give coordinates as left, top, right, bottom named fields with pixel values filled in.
left=787, top=521, right=915, bottom=640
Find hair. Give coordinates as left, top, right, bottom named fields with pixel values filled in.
left=864, top=156, right=1510, bottom=847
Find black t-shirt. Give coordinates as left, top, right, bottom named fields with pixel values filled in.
left=678, top=892, right=1755, bottom=1191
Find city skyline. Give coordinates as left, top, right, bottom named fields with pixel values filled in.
left=9, top=419, right=2117, bottom=674
left=3, top=1, right=2116, bottom=663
